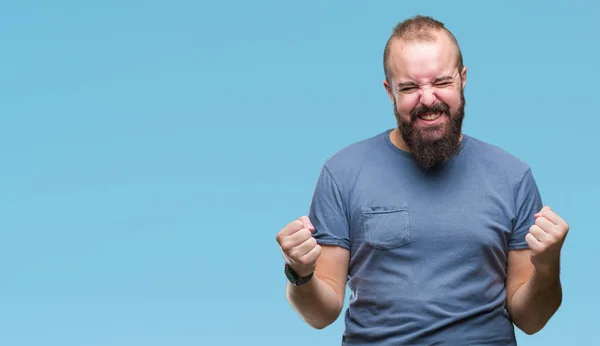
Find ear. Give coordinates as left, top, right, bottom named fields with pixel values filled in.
left=383, top=80, right=395, bottom=102
left=460, top=66, right=467, bottom=89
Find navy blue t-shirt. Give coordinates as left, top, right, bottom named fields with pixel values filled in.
left=308, top=129, right=543, bottom=345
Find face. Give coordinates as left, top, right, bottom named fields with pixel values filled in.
left=384, top=33, right=467, bottom=170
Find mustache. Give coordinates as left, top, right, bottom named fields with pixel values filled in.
left=410, top=102, right=450, bottom=119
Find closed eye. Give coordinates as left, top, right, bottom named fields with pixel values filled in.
left=400, top=86, right=418, bottom=93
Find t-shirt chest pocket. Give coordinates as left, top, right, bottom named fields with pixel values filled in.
left=361, top=204, right=412, bottom=250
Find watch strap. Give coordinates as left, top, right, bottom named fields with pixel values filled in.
left=284, top=263, right=314, bottom=286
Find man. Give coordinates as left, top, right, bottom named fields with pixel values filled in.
left=276, top=15, right=569, bottom=345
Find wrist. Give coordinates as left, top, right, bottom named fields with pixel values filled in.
left=285, top=263, right=314, bottom=286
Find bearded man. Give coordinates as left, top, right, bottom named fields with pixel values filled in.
left=275, top=15, right=569, bottom=345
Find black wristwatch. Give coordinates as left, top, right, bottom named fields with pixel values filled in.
left=284, top=263, right=314, bottom=286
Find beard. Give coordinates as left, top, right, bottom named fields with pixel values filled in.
left=394, top=89, right=466, bottom=171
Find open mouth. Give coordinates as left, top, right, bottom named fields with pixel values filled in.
left=418, top=112, right=443, bottom=121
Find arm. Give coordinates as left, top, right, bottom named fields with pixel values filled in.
left=506, top=206, right=569, bottom=335
left=282, top=164, right=350, bottom=329
left=286, top=244, right=349, bottom=329
left=506, top=249, right=562, bottom=335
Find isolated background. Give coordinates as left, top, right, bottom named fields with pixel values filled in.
left=1, top=0, right=598, bottom=345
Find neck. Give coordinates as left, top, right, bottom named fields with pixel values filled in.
left=390, top=128, right=409, bottom=152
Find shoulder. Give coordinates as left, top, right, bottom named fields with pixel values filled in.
left=321, top=129, right=391, bottom=173
left=462, top=134, right=533, bottom=178
left=309, top=129, right=393, bottom=194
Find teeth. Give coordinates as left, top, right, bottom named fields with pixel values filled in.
left=420, top=112, right=441, bottom=120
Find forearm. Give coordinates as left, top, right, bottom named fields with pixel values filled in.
left=286, top=275, right=343, bottom=329
left=509, top=268, right=563, bottom=335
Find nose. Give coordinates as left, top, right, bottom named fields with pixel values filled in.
left=419, top=86, right=437, bottom=107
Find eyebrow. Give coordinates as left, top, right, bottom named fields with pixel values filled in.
left=433, top=75, right=455, bottom=83
left=395, top=74, right=456, bottom=89
left=395, top=81, right=417, bottom=89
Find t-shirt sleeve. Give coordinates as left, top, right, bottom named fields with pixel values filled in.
left=307, top=165, right=351, bottom=250
left=509, top=168, right=543, bottom=250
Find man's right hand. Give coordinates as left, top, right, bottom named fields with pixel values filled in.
left=276, top=216, right=322, bottom=277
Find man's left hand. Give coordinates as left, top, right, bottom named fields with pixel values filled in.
left=526, top=206, right=569, bottom=277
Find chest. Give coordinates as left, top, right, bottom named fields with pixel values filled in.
left=346, top=171, right=516, bottom=258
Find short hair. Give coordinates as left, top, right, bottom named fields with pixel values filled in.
left=383, top=15, right=464, bottom=84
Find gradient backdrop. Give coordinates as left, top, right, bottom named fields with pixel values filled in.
left=1, top=1, right=598, bottom=345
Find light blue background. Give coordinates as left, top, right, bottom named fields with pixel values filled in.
left=1, top=1, right=598, bottom=345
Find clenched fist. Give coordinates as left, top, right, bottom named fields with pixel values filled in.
left=526, top=206, right=569, bottom=276
left=276, top=216, right=322, bottom=277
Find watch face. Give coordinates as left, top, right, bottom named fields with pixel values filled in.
left=284, top=265, right=297, bottom=284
